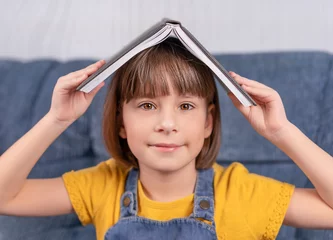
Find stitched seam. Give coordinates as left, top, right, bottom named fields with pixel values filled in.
left=262, top=183, right=294, bottom=240
left=62, top=173, right=90, bottom=226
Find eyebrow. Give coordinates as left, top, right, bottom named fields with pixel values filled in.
left=180, top=95, right=198, bottom=98
left=134, top=94, right=198, bottom=99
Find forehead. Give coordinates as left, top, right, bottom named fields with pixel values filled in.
left=122, top=69, right=210, bottom=103
left=117, top=43, right=215, bottom=104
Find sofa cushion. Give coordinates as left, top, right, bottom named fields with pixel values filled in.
left=215, top=52, right=331, bottom=162
left=0, top=60, right=96, bottom=165
left=0, top=156, right=97, bottom=239
left=296, top=55, right=333, bottom=240
left=88, top=52, right=332, bottom=163
left=1, top=52, right=333, bottom=239
left=0, top=215, right=95, bottom=240
left=317, top=55, right=333, bottom=156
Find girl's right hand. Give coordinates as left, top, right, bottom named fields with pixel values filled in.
left=48, top=60, right=106, bottom=125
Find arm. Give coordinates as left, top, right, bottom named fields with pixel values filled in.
left=0, top=60, right=105, bottom=216
left=271, top=122, right=333, bottom=228
left=228, top=71, right=333, bottom=228
left=0, top=113, right=73, bottom=216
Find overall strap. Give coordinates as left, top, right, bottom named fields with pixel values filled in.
left=191, top=168, right=215, bottom=222
left=119, top=168, right=139, bottom=218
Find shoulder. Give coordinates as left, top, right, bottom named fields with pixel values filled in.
left=212, top=161, right=249, bottom=187
left=62, top=158, right=131, bottom=200
left=212, top=161, right=294, bottom=200
left=212, top=161, right=247, bottom=176
left=63, top=158, right=130, bottom=181
left=61, top=158, right=131, bottom=226
left=212, top=161, right=295, bottom=239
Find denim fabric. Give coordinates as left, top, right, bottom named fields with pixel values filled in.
left=104, top=168, right=217, bottom=240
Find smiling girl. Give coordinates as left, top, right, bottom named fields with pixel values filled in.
left=1, top=38, right=333, bottom=240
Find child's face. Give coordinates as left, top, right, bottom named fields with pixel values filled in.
left=119, top=79, right=214, bottom=173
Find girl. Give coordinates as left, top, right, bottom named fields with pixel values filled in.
left=0, top=38, right=333, bottom=240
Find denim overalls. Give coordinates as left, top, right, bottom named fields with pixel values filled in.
left=104, top=167, right=218, bottom=240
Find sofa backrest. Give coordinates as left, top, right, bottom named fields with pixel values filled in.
left=214, top=52, right=332, bottom=162
left=317, top=59, right=333, bottom=156
left=89, top=52, right=333, bottom=164
left=1, top=52, right=332, bottom=168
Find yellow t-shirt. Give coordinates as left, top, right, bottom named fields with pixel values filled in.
left=62, top=159, right=294, bottom=240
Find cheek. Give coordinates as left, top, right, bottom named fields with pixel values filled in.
left=123, top=121, right=146, bottom=156
left=123, top=111, right=152, bottom=139
left=182, top=113, right=207, bottom=136
left=126, top=123, right=149, bottom=139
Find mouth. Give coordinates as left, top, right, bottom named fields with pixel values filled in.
left=148, top=143, right=184, bottom=152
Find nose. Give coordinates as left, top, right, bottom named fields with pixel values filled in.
left=154, top=108, right=178, bottom=134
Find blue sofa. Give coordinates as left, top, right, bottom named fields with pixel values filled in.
left=0, top=51, right=333, bottom=239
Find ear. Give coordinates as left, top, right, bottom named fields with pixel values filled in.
left=119, top=125, right=127, bottom=139
left=117, top=106, right=127, bottom=139
left=204, top=104, right=215, bottom=138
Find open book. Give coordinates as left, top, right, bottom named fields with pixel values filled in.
left=76, top=18, right=257, bottom=107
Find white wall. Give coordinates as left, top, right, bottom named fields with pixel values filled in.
left=0, top=0, right=332, bottom=61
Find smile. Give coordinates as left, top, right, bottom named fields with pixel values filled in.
left=149, top=143, right=183, bottom=152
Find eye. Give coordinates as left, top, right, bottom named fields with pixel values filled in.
left=179, top=103, right=194, bottom=110
left=139, top=103, right=156, bottom=110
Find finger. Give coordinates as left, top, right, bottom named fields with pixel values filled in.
left=241, top=85, right=276, bottom=101
left=61, top=73, right=88, bottom=90
left=79, top=60, right=105, bottom=73
left=82, top=59, right=105, bottom=74
left=68, top=65, right=97, bottom=78
left=229, top=71, right=270, bottom=89
left=86, top=59, right=105, bottom=69
left=63, top=60, right=106, bottom=79
left=77, top=59, right=105, bottom=75
left=231, top=72, right=267, bottom=89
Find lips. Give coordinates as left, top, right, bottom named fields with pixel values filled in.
left=152, top=143, right=182, bottom=148
left=149, top=143, right=183, bottom=152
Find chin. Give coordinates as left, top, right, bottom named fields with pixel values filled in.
left=133, top=145, right=198, bottom=173
left=140, top=157, right=195, bottom=174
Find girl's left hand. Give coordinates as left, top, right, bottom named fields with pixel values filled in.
left=227, top=71, right=291, bottom=142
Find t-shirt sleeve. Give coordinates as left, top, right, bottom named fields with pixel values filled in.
left=227, top=162, right=295, bottom=239
left=62, top=160, right=114, bottom=226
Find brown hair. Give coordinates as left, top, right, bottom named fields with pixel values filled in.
left=102, top=38, right=221, bottom=169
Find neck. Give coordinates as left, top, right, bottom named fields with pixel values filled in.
left=138, top=160, right=197, bottom=202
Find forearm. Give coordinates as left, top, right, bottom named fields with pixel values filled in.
left=270, top=122, right=333, bottom=208
left=0, top=112, right=71, bottom=205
